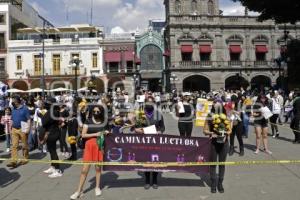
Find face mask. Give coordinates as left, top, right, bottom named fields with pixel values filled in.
left=93, top=111, right=101, bottom=119
left=145, top=105, right=154, bottom=113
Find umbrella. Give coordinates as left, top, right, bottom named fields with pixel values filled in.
left=78, top=87, right=88, bottom=92
left=27, top=88, right=43, bottom=93
left=50, top=87, right=70, bottom=92
left=7, top=88, right=25, bottom=93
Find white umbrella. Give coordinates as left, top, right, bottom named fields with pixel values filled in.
left=78, top=87, right=88, bottom=92
left=7, top=88, right=25, bottom=93
left=27, top=88, right=43, bottom=93
left=50, top=87, right=70, bottom=92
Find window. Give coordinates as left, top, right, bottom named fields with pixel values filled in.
left=126, top=61, right=133, bottom=72
left=17, top=55, right=22, bottom=70
left=191, top=0, right=197, bottom=14
left=0, top=58, right=5, bottom=71
left=175, top=0, right=181, bottom=14
left=230, top=53, right=240, bottom=61
left=52, top=54, right=60, bottom=75
left=108, top=62, right=119, bottom=73
left=200, top=53, right=211, bottom=61
left=34, top=55, right=42, bottom=75
left=0, top=14, right=5, bottom=24
left=256, top=53, right=266, bottom=61
left=0, top=33, right=5, bottom=49
left=208, top=0, right=214, bottom=15
left=92, top=53, right=98, bottom=68
left=182, top=53, right=192, bottom=61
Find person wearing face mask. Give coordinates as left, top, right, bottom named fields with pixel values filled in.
left=176, top=93, right=194, bottom=137
left=70, top=105, right=109, bottom=199
left=203, top=100, right=232, bottom=193
left=252, top=94, right=272, bottom=155
left=135, top=96, right=165, bottom=190
left=41, top=97, right=63, bottom=178
left=6, top=96, right=31, bottom=168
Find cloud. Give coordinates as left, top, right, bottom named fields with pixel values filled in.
left=65, top=0, right=122, bottom=12
left=112, top=0, right=164, bottom=31
left=220, top=1, right=259, bottom=16
left=29, top=1, right=49, bottom=16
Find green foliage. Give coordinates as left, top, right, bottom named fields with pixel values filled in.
left=232, top=0, right=300, bottom=24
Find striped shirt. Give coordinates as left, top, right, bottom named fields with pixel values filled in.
left=1, top=115, right=12, bottom=134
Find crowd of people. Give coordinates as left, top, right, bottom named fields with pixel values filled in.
left=0, top=87, right=299, bottom=197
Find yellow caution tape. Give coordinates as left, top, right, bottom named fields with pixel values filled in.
left=1, top=157, right=300, bottom=166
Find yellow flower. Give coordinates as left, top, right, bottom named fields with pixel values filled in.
left=215, top=119, right=221, bottom=124
left=213, top=114, right=219, bottom=120
left=224, top=120, right=230, bottom=125
left=214, top=124, right=219, bottom=128
left=220, top=114, right=227, bottom=120
left=226, top=125, right=231, bottom=130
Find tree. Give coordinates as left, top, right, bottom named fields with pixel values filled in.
left=232, top=0, right=300, bottom=24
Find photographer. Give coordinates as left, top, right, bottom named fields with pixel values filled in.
left=41, top=97, right=62, bottom=178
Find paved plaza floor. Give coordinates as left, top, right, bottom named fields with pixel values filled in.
left=1, top=113, right=300, bottom=200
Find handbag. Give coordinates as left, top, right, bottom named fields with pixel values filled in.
left=97, top=134, right=105, bottom=150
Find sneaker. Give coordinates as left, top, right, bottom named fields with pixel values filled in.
left=42, top=147, right=47, bottom=153
left=70, top=191, right=83, bottom=200
left=43, top=166, right=56, bottom=174
left=6, top=162, right=17, bottom=168
left=64, top=152, right=71, bottom=159
left=272, top=134, right=276, bottom=138
left=275, top=133, right=279, bottom=138
left=6, top=148, right=10, bottom=152
left=254, top=149, right=260, bottom=154
left=95, top=188, right=102, bottom=196
left=265, top=150, right=272, bottom=155
left=144, top=184, right=151, bottom=190
left=48, top=169, right=63, bottom=178
left=152, top=184, right=158, bottom=189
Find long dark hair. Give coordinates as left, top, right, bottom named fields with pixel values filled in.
left=256, top=94, right=269, bottom=106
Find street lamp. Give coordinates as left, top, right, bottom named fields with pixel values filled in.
left=170, top=73, right=177, bottom=93
left=68, top=56, right=83, bottom=97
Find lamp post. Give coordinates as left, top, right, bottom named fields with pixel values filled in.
left=40, top=20, right=47, bottom=98
left=68, top=56, right=83, bottom=97
left=170, top=73, right=177, bottom=93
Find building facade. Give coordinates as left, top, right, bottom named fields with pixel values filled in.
left=0, top=0, right=52, bottom=81
left=102, top=32, right=136, bottom=93
left=7, top=24, right=105, bottom=92
left=164, top=0, right=300, bottom=92
left=135, top=28, right=166, bottom=92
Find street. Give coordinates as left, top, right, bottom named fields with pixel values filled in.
left=0, top=113, right=300, bottom=200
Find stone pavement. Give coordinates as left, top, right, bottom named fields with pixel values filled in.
left=0, top=113, right=300, bottom=200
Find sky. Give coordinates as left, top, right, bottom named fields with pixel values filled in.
left=27, top=0, right=256, bottom=33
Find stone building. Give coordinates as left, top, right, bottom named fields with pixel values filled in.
left=164, top=0, right=300, bottom=92
left=7, top=24, right=105, bottom=92
left=0, top=0, right=52, bottom=81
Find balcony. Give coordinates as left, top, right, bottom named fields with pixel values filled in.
left=254, top=60, right=268, bottom=66
left=26, top=68, right=86, bottom=77
left=178, top=61, right=213, bottom=68
left=229, top=61, right=242, bottom=66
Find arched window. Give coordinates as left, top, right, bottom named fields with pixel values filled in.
left=175, top=0, right=182, bottom=14
left=191, top=0, right=197, bottom=14
left=208, top=0, right=214, bottom=15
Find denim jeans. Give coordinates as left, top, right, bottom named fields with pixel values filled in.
left=27, top=129, right=37, bottom=150
left=243, top=113, right=250, bottom=137
left=6, top=133, right=11, bottom=148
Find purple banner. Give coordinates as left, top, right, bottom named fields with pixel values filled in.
left=103, top=134, right=211, bottom=173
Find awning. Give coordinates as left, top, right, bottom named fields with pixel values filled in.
left=199, top=45, right=212, bottom=53
left=256, top=45, right=268, bottom=53
left=229, top=45, right=242, bottom=53
left=124, top=51, right=134, bottom=61
left=104, top=52, right=121, bottom=62
left=181, top=45, right=193, bottom=53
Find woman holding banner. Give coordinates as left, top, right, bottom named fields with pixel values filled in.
left=70, top=105, right=109, bottom=199
left=135, top=96, right=165, bottom=190
left=203, top=99, right=232, bottom=193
